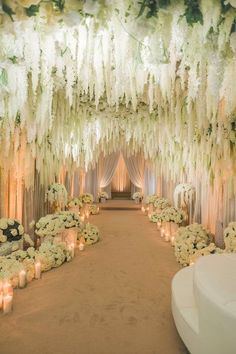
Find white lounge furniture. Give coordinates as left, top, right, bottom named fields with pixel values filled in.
left=172, top=253, right=236, bottom=354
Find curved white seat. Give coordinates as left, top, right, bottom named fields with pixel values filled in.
left=172, top=254, right=236, bottom=354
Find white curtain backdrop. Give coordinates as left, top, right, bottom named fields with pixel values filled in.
left=111, top=154, right=131, bottom=192
left=123, top=154, right=144, bottom=190
left=98, top=152, right=120, bottom=189
left=143, top=164, right=157, bottom=197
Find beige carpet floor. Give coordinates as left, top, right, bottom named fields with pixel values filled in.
left=0, top=200, right=187, bottom=354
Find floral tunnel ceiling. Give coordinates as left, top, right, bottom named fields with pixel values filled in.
left=0, top=0, right=236, bottom=189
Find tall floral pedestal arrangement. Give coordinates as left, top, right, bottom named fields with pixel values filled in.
left=45, top=183, right=68, bottom=213
left=174, top=184, right=196, bottom=225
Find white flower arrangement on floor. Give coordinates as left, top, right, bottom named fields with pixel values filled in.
left=79, top=193, right=94, bottom=204
left=0, top=218, right=34, bottom=255
left=146, top=195, right=158, bottom=204
left=174, top=223, right=214, bottom=266
left=132, top=192, right=143, bottom=201
left=149, top=212, right=159, bottom=223
left=67, top=197, right=83, bottom=209
left=156, top=207, right=186, bottom=224
left=153, top=197, right=170, bottom=210
left=0, top=239, right=73, bottom=287
left=79, top=223, right=99, bottom=245
left=45, top=183, right=68, bottom=207
left=189, top=243, right=223, bottom=264
left=35, top=211, right=80, bottom=239
left=89, top=204, right=99, bottom=215
left=97, top=191, right=109, bottom=200
left=224, top=222, right=236, bottom=252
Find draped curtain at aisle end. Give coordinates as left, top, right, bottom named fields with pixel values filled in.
left=111, top=154, right=131, bottom=192
left=98, top=151, right=120, bottom=198
left=123, top=154, right=144, bottom=191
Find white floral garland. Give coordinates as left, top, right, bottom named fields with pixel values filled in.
left=174, top=223, right=214, bottom=266
left=224, top=222, right=236, bottom=252
left=45, top=183, right=68, bottom=207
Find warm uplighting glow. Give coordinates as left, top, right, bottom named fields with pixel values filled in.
left=3, top=294, right=13, bottom=315
left=80, top=215, right=85, bottom=222
left=171, top=236, right=175, bottom=246
left=79, top=242, right=85, bottom=251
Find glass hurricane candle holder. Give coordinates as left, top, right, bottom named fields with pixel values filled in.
left=3, top=294, right=13, bottom=315
left=18, top=269, right=26, bottom=289
left=35, top=262, right=41, bottom=280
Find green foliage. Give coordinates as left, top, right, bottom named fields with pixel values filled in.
left=2, top=2, right=15, bottom=21
left=0, top=68, right=8, bottom=87
left=183, top=0, right=203, bottom=26
left=137, top=0, right=171, bottom=19
left=52, top=0, right=65, bottom=12
left=25, top=5, right=40, bottom=17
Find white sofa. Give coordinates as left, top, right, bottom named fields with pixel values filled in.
left=172, top=253, right=236, bottom=354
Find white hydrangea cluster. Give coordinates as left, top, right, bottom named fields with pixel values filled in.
left=79, top=223, right=99, bottom=245
left=146, top=195, right=158, bottom=204
left=97, top=191, right=109, bottom=200
left=153, top=197, right=170, bottom=210
left=156, top=207, right=186, bottom=224
left=132, top=192, right=143, bottom=200
left=89, top=204, right=99, bottom=215
left=79, top=193, right=94, bottom=204
left=0, top=240, right=72, bottom=287
left=67, top=197, right=83, bottom=209
left=189, top=243, right=223, bottom=264
left=35, top=211, right=80, bottom=238
left=175, top=223, right=214, bottom=266
left=149, top=212, right=159, bottom=223
left=224, top=222, right=236, bottom=252
left=45, top=183, right=68, bottom=207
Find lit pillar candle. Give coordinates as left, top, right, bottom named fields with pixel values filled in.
left=3, top=281, right=13, bottom=296
left=141, top=206, right=145, bottom=214
left=35, top=262, right=41, bottom=280
left=3, top=294, right=13, bottom=315
left=69, top=243, right=75, bottom=257
left=165, top=233, right=170, bottom=242
left=157, top=222, right=161, bottom=230
left=171, top=236, right=175, bottom=246
left=18, top=269, right=26, bottom=289
left=85, top=211, right=90, bottom=219
left=0, top=282, right=3, bottom=310
left=80, top=215, right=85, bottom=222
left=79, top=242, right=85, bottom=251
left=160, top=228, right=165, bottom=237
